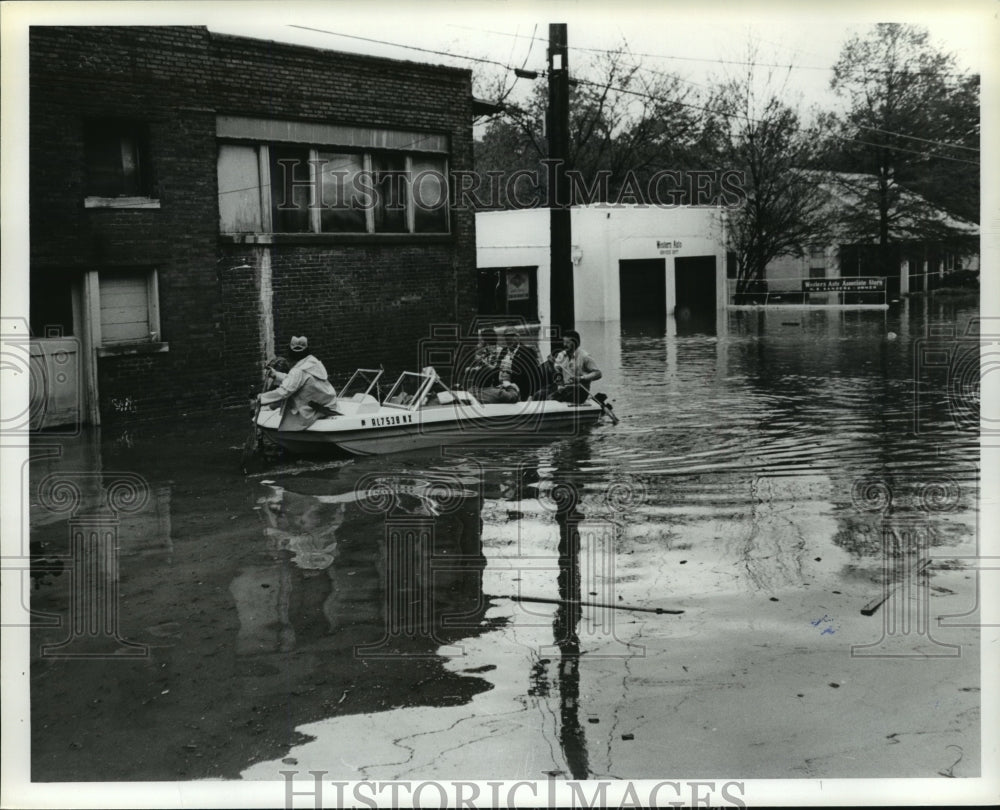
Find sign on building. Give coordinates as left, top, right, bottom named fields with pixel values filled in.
left=802, top=277, right=885, bottom=293
left=507, top=270, right=531, bottom=302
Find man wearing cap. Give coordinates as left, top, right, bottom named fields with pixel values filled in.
left=550, top=329, right=602, bottom=404
left=259, top=336, right=338, bottom=430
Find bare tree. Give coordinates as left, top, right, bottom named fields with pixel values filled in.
left=710, top=49, right=832, bottom=297
left=474, top=44, right=705, bottom=207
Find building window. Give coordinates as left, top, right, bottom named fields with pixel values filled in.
left=90, top=269, right=165, bottom=356
left=84, top=119, right=157, bottom=206
left=809, top=266, right=826, bottom=279
left=218, top=136, right=450, bottom=236
left=477, top=266, right=538, bottom=320
left=269, top=145, right=312, bottom=233
left=808, top=245, right=825, bottom=259
left=411, top=156, right=449, bottom=233
left=318, top=152, right=367, bottom=233
left=371, top=153, right=408, bottom=234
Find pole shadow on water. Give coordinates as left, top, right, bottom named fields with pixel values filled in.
left=518, top=438, right=592, bottom=780
left=553, top=493, right=589, bottom=780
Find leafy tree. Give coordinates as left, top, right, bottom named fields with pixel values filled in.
left=828, top=24, right=979, bottom=272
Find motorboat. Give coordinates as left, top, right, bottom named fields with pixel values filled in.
left=254, top=368, right=615, bottom=457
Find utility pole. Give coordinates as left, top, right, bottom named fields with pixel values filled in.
left=547, top=23, right=573, bottom=346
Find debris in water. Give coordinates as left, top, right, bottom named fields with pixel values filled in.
left=769, top=597, right=779, bottom=602
left=621, top=733, right=634, bottom=741
left=829, top=682, right=840, bottom=689
left=588, top=718, right=600, bottom=724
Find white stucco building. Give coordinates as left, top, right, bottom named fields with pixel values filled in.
left=475, top=206, right=728, bottom=333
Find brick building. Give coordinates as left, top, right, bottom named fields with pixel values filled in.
left=29, top=26, right=478, bottom=426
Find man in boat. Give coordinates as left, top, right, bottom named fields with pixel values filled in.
left=542, top=329, right=602, bottom=404
left=497, top=326, right=542, bottom=401
left=258, top=335, right=338, bottom=430
left=462, top=326, right=502, bottom=389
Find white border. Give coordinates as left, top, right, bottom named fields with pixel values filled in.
left=3, top=2, right=997, bottom=808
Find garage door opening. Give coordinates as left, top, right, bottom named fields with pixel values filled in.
left=674, top=256, right=717, bottom=335
left=619, top=259, right=666, bottom=334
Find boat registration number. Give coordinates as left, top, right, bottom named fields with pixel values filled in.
left=369, top=414, right=414, bottom=427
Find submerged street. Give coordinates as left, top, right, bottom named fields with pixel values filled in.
left=28, top=298, right=981, bottom=782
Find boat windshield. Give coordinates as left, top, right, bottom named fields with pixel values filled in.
left=338, top=368, right=384, bottom=401
left=382, top=372, right=434, bottom=410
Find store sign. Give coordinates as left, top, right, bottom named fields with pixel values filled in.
left=657, top=239, right=683, bottom=256
left=507, top=270, right=530, bottom=301
left=803, top=277, right=885, bottom=293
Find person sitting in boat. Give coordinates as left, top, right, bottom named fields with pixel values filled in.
left=462, top=326, right=502, bottom=389
left=497, top=326, right=542, bottom=401
left=258, top=335, right=338, bottom=430
left=539, top=329, right=602, bottom=404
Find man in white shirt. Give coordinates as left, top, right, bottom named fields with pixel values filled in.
left=551, top=330, right=602, bottom=404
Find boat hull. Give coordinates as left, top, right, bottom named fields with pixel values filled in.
left=257, top=400, right=603, bottom=456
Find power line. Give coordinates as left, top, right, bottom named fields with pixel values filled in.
left=856, top=124, right=979, bottom=153
left=567, top=55, right=977, bottom=157
left=618, top=58, right=977, bottom=155
left=286, top=23, right=977, bottom=155
left=445, top=23, right=977, bottom=78
left=488, top=24, right=540, bottom=114
left=287, top=24, right=521, bottom=72
left=290, top=24, right=977, bottom=165
left=569, top=75, right=979, bottom=166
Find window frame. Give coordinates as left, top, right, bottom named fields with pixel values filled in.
left=83, top=118, right=160, bottom=209
left=218, top=140, right=450, bottom=237
left=87, top=268, right=168, bottom=358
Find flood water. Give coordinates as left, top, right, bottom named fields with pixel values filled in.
left=27, top=296, right=982, bottom=782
